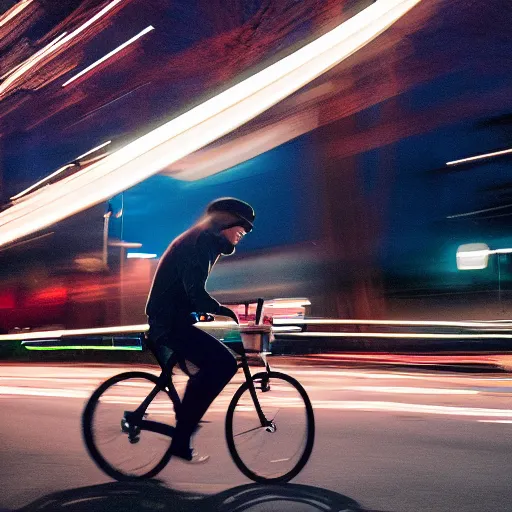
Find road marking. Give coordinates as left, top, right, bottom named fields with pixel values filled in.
left=340, top=386, right=479, bottom=395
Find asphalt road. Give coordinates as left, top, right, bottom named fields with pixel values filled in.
left=1, top=359, right=512, bottom=512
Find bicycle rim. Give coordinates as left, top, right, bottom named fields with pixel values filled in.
left=225, top=371, right=315, bottom=483
left=82, top=371, right=176, bottom=481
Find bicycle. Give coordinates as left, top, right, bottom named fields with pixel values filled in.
left=82, top=300, right=315, bottom=484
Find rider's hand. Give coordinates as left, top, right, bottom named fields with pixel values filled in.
left=218, top=305, right=239, bottom=324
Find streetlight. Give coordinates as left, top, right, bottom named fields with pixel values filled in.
left=457, top=243, right=512, bottom=311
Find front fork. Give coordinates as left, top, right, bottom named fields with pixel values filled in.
left=239, top=353, right=275, bottom=431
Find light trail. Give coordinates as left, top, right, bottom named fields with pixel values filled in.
left=10, top=165, right=74, bottom=201
left=62, top=25, right=154, bottom=87
left=478, top=420, right=512, bottom=424
left=75, top=140, right=112, bottom=160
left=0, top=320, right=236, bottom=342
left=10, top=141, right=112, bottom=201
left=1, top=32, right=69, bottom=80
left=275, top=368, right=512, bottom=383
left=126, top=252, right=157, bottom=259
left=273, top=318, right=512, bottom=329
left=0, top=0, right=33, bottom=29
left=0, top=386, right=89, bottom=398
left=310, top=401, right=512, bottom=418
left=0, top=376, right=102, bottom=384
left=447, top=203, right=512, bottom=219
left=0, top=324, right=148, bottom=342
left=341, top=386, right=478, bottom=395
left=0, top=0, right=124, bottom=97
left=0, top=384, right=508, bottom=422
left=0, top=0, right=422, bottom=247
left=278, top=332, right=512, bottom=339
left=447, top=147, right=512, bottom=166
left=23, top=345, right=142, bottom=351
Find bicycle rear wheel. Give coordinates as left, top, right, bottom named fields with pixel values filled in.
left=82, top=371, right=176, bottom=481
left=225, top=371, right=314, bottom=483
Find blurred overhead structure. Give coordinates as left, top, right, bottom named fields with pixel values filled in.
left=1, top=0, right=512, bottom=328
left=0, top=0, right=422, bottom=247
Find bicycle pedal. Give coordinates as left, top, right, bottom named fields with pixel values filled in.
left=265, top=422, right=277, bottom=433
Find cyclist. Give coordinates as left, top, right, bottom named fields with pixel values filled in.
left=145, top=197, right=255, bottom=463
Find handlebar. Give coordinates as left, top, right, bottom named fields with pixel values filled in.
left=193, top=298, right=266, bottom=324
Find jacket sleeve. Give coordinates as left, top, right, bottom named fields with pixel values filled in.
left=181, top=246, right=221, bottom=314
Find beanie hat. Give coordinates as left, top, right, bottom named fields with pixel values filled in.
left=206, top=197, right=255, bottom=232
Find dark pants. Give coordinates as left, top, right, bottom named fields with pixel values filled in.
left=149, top=323, right=238, bottom=450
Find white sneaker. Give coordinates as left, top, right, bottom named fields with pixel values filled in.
left=171, top=447, right=210, bottom=464
left=186, top=450, right=210, bottom=464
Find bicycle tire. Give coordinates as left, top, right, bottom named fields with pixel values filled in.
left=82, top=371, right=175, bottom=481
left=225, top=371, right=315, bottom=483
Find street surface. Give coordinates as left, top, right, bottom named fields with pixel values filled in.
left=1, top=358, right=512, bottom=511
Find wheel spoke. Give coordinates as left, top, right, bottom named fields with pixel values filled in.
left=226, top=371, right=314, bottom=483
left=83, top=372, right=178, bottom=480
left=233, top=424, right=266, bottom=437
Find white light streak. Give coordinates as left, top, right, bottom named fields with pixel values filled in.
left=280, top=369, right=420, bottom=379
left=266, top=299, right=311, bottom=308
left=0, top=0, right=32, bottom=29
left=0, top=61, right=24, bottom=80
left=108, top=241, right=141, bottom=248
left=0, top=387, right=509, bottom=422
left=10, top=141, right=111, bottom=201
left=273, top=318, right=512, bottom=329
left=0, top=0, right=124, bottom=97
left=447, top=147, right=512, bottom=166
left=0, top=320, right=236, bottom=342
left=478, top=420, right=512, bottom=424
left=75, top=140, right=112, bottom=160
left=271, top=326, right=303, bottom=332
left=0, top=376, right=97, bottom=384
left=448, top=203, right=512, bottom=219
left=0, top=0, right=422, bottom=247
left=0, top=324, right=148, bottom=342
left=126, top=252, right=157, bottom=259
left=62, top=25, right=154, bottom=87
left=10, top=164, right=74, bottom=201
left=0, top=31, right=68, bottom=80
left=278, top=332, right=512, bottom=339
left=342, top=386, right=478, bottom=395
left=0, top=386, right=89, bottom=398
left=311, top=401, right=512, bottom=418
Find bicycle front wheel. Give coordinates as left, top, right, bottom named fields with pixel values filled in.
left=82, top=371, right=176, bottom=481
left=225, top=371, right=315, bottom=483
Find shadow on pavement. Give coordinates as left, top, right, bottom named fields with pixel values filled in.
left=13, top=480, right=385, bottom=512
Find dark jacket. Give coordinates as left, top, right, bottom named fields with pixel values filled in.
left=145, top=213, right=235, bottom=327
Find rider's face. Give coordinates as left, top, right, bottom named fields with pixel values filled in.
left=221, top=225, right=247, bottom=245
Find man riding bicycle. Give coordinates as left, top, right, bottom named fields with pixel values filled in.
left=145, top=197, right=255, bottom=463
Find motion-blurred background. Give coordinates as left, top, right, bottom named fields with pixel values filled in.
left=1, top=0, right=512, bottom=333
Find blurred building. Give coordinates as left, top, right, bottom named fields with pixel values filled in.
left=1, top=0, right=512, bottom=332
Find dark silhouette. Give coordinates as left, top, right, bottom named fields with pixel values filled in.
left=14, top=481, right=381, bottom=512
left=146, top=198, right=255, bottom=462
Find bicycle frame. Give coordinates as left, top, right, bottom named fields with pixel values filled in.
left=234, top=342, right=272, bottom=428
left=125, top=341, right=272, bottom=437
